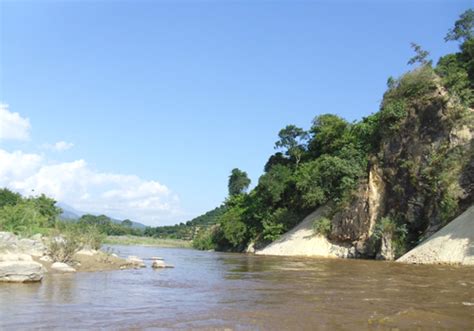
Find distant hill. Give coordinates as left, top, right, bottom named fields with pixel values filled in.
left=144, top=205, right=227, bottom=239
left=57, top=202, right=84, bottom=220
left=56, top=202, right=146, bottom=229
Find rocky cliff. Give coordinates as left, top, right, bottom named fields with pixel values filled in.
left=330, top=69, right=473, bottom=260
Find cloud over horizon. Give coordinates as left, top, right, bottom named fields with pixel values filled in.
left=0, top=104, right=183, bottom=226
left=0, top=104, right=31, bottom=141
left=0, top=148, right=183, bottom=225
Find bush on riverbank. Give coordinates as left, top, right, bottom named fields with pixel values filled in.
left=0, top=188, right=107, bottom=255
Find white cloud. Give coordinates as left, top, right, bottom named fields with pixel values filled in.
left=0, top=148, right=182, bottom=226
left=42, top=141, right=74, bottom=152
left=0, top=104, right=31, bottom=141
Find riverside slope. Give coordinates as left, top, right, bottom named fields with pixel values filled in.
left=257, top=204, right=474, bottom=266
left=255, top=207, right=352, bottom=258
left=397, top=205, right=474, bottom=265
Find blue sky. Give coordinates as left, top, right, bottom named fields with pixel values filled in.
left=0, top=0, right=471, bottom=225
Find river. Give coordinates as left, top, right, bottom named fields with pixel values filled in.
left=0, top=245, right=473, bottom=330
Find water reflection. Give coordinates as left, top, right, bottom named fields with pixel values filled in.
left=0, top=246, right=473, bottom=330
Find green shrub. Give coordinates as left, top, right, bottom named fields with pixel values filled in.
left=48, top=226, right=83, bottom=263
left=81, top=224, right=106, bottom=250
left=192, top=228, right=215, bottom=250
left=379, top=99, right=408, bottom=134
left=373, top=217, right=408, bottom=257
left=312, top=217, right=332, bottom=237
left=0, top=201, right=48, bottom=236
left=384, top=66, right=437, bottom=101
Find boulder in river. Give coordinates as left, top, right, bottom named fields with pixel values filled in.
left=0, top=252, right=46, bottom=282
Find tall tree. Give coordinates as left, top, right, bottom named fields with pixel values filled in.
left=309, top=114, right=350, bottom=156
left=445, top=9, right=474, bottom=43
left=275, top=125, right=308, bottom=167
left=228, top=168, right=251, bottom=196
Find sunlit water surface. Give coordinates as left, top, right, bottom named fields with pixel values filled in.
left=1, top=245, right=473, bottom=330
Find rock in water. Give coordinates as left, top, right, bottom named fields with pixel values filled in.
left=126, top=256, right=146, bottom=268
left=51, top=262, right=76, bottom=273
left=151, top=260, right=174, bottom=269
left=0, top=261, right=46, bottom=282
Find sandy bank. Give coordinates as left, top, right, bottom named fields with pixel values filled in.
left=397, top=205, right=474, bottom=266
left=255, top=207, right=352, bottom=258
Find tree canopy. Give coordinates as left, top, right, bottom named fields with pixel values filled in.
left=228, top=168, right=251, bottom=196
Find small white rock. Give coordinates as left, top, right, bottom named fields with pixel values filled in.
left=126, top=256, right=145, bottom=268
left=151, top=260, right=174, bottom=269
left=51, top=262, right=76, bottom=273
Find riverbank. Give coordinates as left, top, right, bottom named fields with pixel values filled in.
left=255, top=205, right=474, bottom=266
left=0, top=232, right=146, bottom=282
left=104, top=235, right=192, bottom=248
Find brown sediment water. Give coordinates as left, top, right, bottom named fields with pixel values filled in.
left=0, top=245, right=473, bottom=330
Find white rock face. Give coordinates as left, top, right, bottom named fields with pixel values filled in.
left=0, top=252, right=33, bottom=262
left=398, top=205, right=474, bottom=265
left=0, top=232, right=46, bottom=257
left=256, top=207, right=352, bottom=258
left=17, top=238, right=46, bottom=257
left=51, top=262, right=76, bottom=273
left=0, top=261, right=46, bottom=282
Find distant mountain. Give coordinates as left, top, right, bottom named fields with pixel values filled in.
left=110, top=217, right=147, bottom=230
left=57, top=202, right=84, bottom=220
left=56, top=202, right=146, bottom=229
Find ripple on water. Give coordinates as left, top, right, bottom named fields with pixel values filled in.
left=0, top=245, right=473, bottom=330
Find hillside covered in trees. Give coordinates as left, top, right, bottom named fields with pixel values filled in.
left=187, top=10, right=474, bottom=258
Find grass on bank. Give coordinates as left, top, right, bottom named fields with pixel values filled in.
left=104, top=235, right=192, bottom=248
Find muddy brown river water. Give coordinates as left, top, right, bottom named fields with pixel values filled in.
left=0, top=245, right=473, bottom=330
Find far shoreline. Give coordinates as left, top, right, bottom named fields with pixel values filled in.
left=104, top=235, right=192, bottom=249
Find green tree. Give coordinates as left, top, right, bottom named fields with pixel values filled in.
left=0, top=188, right=22, bottom=208
left=445, top=9, right=474, bottom=43
left=275, top=125, right=308, bottom=167
left=257, top=164, right=293, bottom=205
left=30, top=194, right=61, bottom=227
left=295, top=155, right=362, bottom=208
left=228, top=168, right=251, bottom=196
left=309, top=114, right=350, bottom=156
left=407, top=42, right=431, bottom=66
left=220, top=204, right=248, bottom=248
